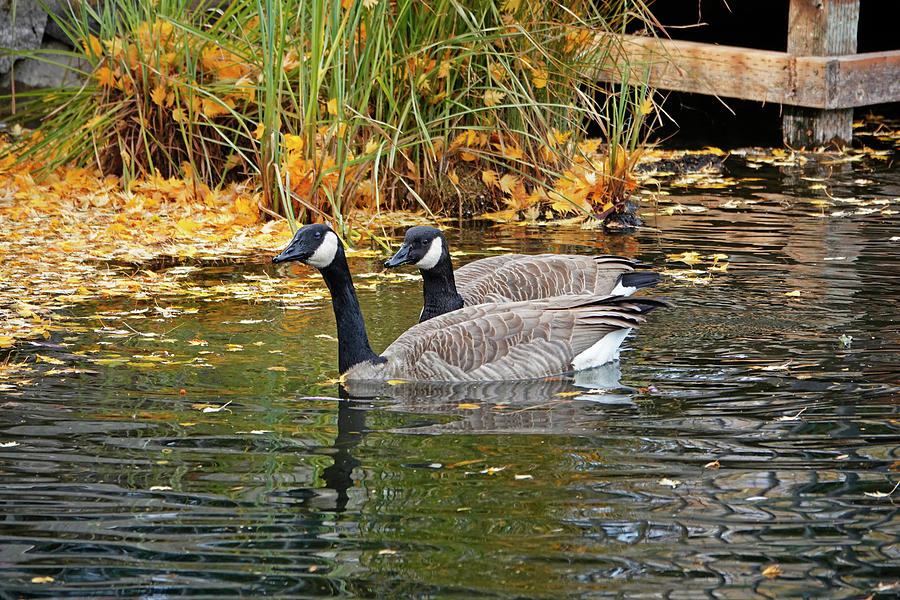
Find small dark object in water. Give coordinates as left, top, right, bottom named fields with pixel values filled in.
left=602, top=200, right=643, bottom=232
left=635, top=152, right=725, bottom=175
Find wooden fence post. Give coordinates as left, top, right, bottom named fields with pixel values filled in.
left=783, top=0, right=860, bottom=147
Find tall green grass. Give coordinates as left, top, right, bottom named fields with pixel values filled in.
left=2, top=0, right=657, bottom=232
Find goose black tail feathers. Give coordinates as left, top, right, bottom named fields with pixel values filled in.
left=620, top=271, right=662, bottom=291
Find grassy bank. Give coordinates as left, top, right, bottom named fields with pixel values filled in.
left=2, top=0, right=656, bottom=235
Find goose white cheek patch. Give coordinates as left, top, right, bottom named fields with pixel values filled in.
left=307, top=231, right=339, bottom=268
left=415, top=237, right=443, bottom=270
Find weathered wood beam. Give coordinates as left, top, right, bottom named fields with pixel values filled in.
left=784, top=0, right=859, bottom=145
left=603, top=34, right=900, bottom=111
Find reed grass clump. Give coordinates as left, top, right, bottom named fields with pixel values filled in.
left=2, top=0, right=657, bottom=232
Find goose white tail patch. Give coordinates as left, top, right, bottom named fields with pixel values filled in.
left=415, top=236, right=443, bottom=270
left=572, top=328, right=630, bottom=371
left=307, top=231, right=339, bottom=268
left=610, top=281, right=637, bottom=296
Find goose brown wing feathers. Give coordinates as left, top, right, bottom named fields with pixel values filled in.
left=452, top=254, right=529, bottom=290
left=369, top=295, right=665, bottom=382
left=455, top=254, right=641, bottom=305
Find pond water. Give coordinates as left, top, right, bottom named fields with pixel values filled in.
left=2, top=151, right=899, bottom=599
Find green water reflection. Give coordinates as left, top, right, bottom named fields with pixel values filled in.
left=1, top=152, right=900, bottom=598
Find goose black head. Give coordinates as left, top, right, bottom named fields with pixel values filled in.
left=384, top=226, right=447, bottom=271
left=273, top=224, right=341, bottom=268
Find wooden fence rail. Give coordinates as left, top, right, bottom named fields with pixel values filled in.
left=600, top=0, right=900, bottom=146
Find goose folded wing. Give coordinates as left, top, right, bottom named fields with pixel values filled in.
left=457, top=255, right=641, bottom=305
left=380, top=295, right=663, bottom=381
left=453, top=254, right=529, bottom=290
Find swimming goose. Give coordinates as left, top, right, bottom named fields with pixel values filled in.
left=273, top=224, right=665, bottom=382
left=384, top=225, right=660, bottom=322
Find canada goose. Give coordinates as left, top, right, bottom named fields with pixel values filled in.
left=273, top=224, right=665, bottom=382
left=384, top=225, right=660, bottom=321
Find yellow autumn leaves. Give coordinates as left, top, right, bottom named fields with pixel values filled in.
left=14, top=0, right=658, bottom=229
left=88, top=18, right=256, bottom=123
left=0, top=146, right=294, bottom=349
left=440, top=128, right=640, bottom=220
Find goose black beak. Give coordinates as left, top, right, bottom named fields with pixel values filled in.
left=384, top=243, right=411, bottom=268
left=273, top=240, right=310, bottom=264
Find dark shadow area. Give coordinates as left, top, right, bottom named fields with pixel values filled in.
left=649, top=94, right=784, bottom=149
left=643, top=0, right=788, bottom=51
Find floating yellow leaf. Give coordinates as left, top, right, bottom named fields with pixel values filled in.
left=35, top=354, right=66, bottom=365
left=666, top=251, right=703, bottom=266
left=761, top=564, right=783, bottom=579
left=784, top=290, right=802, bottom=297
left=196, top=400, right=232, bottom=413
left=447, top=459, right=484, bottom=469
left=457, top=403, right=480, bottom=410
left=865, top=480, right=900, bottom=498
left=31, top=576, right=55, bottom=584
left=481, top=466, right=506, bottom=475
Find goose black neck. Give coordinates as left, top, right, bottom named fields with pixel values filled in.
left=319, top=254, right=380, bottom=373
left=419, top=254, right=464, bottom=322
